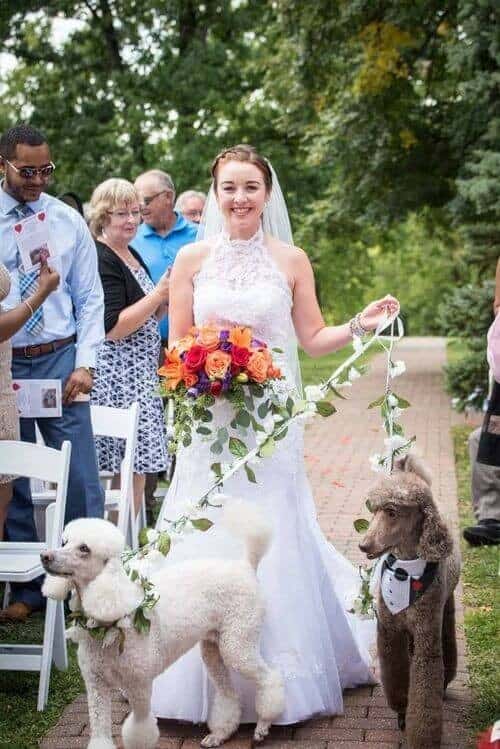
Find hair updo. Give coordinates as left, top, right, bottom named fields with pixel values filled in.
left=211, top=144, right=273, bottom=192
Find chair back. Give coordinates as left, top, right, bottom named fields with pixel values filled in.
left=0, top=440, right=71, bottom=548
left=90, top=403, right=139, bottom=538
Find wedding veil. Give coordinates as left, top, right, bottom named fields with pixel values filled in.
left=196, top=160, right=303, bottom=395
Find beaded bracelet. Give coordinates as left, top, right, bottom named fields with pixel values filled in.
left=349, top=312, right=369, bottom=339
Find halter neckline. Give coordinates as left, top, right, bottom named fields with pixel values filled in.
left=220, top=225, right=264, bottom=249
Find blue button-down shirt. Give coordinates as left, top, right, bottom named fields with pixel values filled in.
left=0, top=186, right=104, bottom=368
left=131, top=211, right=198, bottom=340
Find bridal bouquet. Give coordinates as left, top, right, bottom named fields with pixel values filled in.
left=158, top=324, right=285, bottom=474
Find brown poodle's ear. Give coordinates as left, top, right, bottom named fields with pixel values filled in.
left=81, top=557, right=143, bottom=623
left=395, top=453, right=432, bottom=487
left=418, top=503, right=453, bottom=561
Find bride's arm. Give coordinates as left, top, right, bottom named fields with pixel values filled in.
left=167, top=243, right=200, bottom=346
left=291, top=249, right=399, bottom=358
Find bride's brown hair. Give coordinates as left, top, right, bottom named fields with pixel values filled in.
left=211, top=145, right=273, bottom=192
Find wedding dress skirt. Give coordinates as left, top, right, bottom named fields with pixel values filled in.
left=151, top=228, right=375, bottom=724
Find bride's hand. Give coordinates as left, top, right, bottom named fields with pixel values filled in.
left=360, top=295, right=400, bottom=331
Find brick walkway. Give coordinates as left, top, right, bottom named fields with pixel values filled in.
left=41, top=337, right=473, bottom=749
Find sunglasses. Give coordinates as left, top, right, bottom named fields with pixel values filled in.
left=5, top=159, right=56, bottom=180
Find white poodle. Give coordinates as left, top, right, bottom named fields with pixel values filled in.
left=41, top=501, right=284, bottom=749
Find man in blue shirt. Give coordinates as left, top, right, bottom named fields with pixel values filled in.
left=0, top=124, right=105, bottom=620
left=132, top=169, right=198, bottom=344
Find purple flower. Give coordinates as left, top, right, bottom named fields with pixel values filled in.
left=187, top=387, right=199, bottom=398
left=221, top=370, right=232, bottom=392
left=219, top=330, right=230, bottom=341
left=196, top=372, right=211, bottom=393
left=251, top=337, right=266, bottom=349
left=220, top=341, right=232, bottom=352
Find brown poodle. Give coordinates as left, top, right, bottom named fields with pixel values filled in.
left=359, top=454, right=460, bottom=749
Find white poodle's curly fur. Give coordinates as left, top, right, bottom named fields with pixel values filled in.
left=41, top=501, right=284, bottom=749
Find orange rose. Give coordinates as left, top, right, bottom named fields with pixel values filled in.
left=197, top=324, right=221, bottom=352
left=229, top=326, right=252, bottom=349
left=175, top=334, right=196, bottom=355
left=247, top=350, right=269, bottom=383
left=158, top=348, right=183, bottom=390
left=259, top=348, right=272, bottom=366
left=205, top=350, right=232, bottom=379
left=267, top=365, right=282, bottom=379
left=182, top=365, right=199, bottom=388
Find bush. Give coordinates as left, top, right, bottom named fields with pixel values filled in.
left=444, top=349, right=489, bottom=412
left=437, top=280, right=494, bottom=342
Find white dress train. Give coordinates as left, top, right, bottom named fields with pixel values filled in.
left=152, top=228, right=375, bottom=724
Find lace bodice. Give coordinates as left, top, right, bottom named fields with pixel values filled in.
left=194, top=228, right=298, bottom=385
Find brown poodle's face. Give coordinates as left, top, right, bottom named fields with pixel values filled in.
left=41, top=538, right=110, bottom=589
left=359, top=502, right=423, bottom=559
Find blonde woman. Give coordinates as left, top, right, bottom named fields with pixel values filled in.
left=89, top=178, right=170, bottom=516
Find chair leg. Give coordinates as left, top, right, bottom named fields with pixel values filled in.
left=52, top=600, right=68, bottom=671
left=37, top=598, right=57, bottom=710
left=2, top=582, right=10, bottom=608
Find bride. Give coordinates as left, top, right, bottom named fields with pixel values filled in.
left=152, top=145, right=399, bottom=725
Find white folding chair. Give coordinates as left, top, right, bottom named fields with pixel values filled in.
left=32, top=402, right=141, bottom=548
left=90, top=403, right=140, bottom=547
left=0, top=439, right=71, bottom=710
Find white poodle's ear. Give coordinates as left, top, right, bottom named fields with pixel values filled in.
left=42, top=573, right=72, bottom=601
left=81, top=558, right=143, bottom=623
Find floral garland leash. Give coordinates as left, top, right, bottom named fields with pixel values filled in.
left=128, top=314, right=411, bottom=570
left=350, top=315, right=414, bottom=618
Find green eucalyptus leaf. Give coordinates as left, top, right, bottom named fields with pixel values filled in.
left=200, top=410, right=213, bottom=422
left=217, top=427, right=229, bottom=443
left=274, top=426, right=288, bottom=440
left=210, top=441, right=223, bottom=455
left=229, top=436, right=247, bottom=458
left=249, top=383, right=264, bottom=398
left=157, top=532, right=171, bottom=556
left=272, top=347, right=284, bottom=353
left=196, top=426, right=212, bottom=435
left=118, top=628, right=126, bottom=655
left=368, top=395, right=386, bottom=409
left=138, top=527, right=149, bottom=548
left=286, top=396, right=294, bottom=416
left=210, top=462, right=222, bottom=478
left=191, top=518, right=214, bottom=531
left=257, top=401, right=269, bottom=418
left=130, top=569, right=139, bottom=582
left=244, top=464, right=257, bottom=483
left=182, top=434, right=192, bottom=448
left=236, top=410, right=251, bottom=427
left=365, top=499, right=374, bottom=513
left=259, top=438, right=276, bottom=458
left=396, top=396, right=411, bottom=409
left=316, top=400, right=337, bottom=417
left=354, top=518, right=370, bottom=533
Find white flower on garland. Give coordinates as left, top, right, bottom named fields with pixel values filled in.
left=146, top=528, right=159, bottom=545
left=348, top=366, right=361, bottom=382
left=369, top=453, right=387, bottom=473
left=390, top=360, right=406, bottom=377
left=384, top=434, right=409, bottom=452
left=305, top=385, right=325, bottom=402
left=352, top=335, right=364, bottom=354
left=387, top=393, right=398, bottom=408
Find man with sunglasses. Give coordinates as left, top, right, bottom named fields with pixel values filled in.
left=0, top=123, right=105, bottom=621
left=132, top=169, right=197, bottom=344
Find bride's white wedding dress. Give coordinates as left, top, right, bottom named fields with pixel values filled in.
left=152, top=227, right=375, bottom=724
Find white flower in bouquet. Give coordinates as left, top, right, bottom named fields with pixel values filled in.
left=348, top=366, right=361, bottom=382
left=391, top=406, right=403, bottom=419
left=256, top=430, right=268, bottom=445
left=390, top=360, right=406, bottom=377
left=262, top=414, right=275, bottom=434
left=305, top=385, right=324, bottom=402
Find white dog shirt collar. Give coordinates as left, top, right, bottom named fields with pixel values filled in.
left=379, top=553, right=437, bottom=615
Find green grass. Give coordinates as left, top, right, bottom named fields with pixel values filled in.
left=0, top=609, right=83, bottom=748
left=298, top=345, right=377, bottom=387
left=452, top=425, right=500, bottom=734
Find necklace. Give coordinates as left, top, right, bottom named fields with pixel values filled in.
left=101, top=237, right=140, bottom=267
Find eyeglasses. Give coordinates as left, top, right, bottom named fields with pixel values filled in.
left=183, top=209, right=203, bottom=220
left=5, top=159, right=56, bottom=180
left=140, top=190, right=169, bottom=207
left=107, top=209, right=142, bottom=219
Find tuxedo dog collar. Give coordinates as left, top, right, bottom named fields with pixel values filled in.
left=379, top=553, right=438, bottom=615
